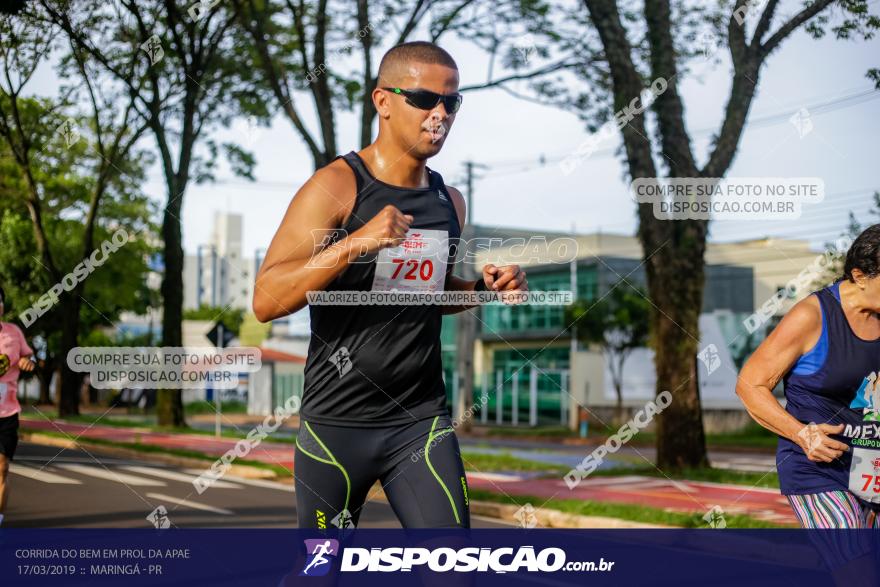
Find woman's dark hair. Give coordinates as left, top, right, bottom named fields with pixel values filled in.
left=844, top=224, right=880, bottom=282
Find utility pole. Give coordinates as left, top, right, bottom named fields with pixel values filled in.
left=454, top=160, right=487, bottom=431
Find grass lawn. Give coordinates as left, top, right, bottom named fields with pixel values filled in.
left=468, top=488, right=789, bottom=528
left=460, top=451, right=571, bottom=476
left=636, top=423, right=778, bottom=449
left=486, top=421, right=778, bottom=449
left=486, top=425, right=581, bottom=438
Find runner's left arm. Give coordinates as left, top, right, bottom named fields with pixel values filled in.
left=15, top=324, right=35, bottom=372
left=442, top=187, right=527, bottom=315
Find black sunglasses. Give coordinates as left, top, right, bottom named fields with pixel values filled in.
left=383, top=87, right=463, bottom=114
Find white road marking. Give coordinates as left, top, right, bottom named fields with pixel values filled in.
left=9, top=464, right=82, bottom=485
left=56, top=464, right=166, bottom=487
left=122, top=466, right=242, bottom=489
left=185, top=470, right=295, bottom=492
left=145, top=493, right=234, bottom=515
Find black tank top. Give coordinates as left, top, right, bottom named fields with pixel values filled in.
left=300, top=151, right=461, bottom=427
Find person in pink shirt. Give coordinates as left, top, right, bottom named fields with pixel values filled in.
left=0, top=286, right=36, bottom=526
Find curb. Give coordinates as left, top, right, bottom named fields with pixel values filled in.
left=19, top=430, right=278, bottom=480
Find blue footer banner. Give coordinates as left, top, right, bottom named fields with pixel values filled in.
left=1, top=529, right=878, bottom=586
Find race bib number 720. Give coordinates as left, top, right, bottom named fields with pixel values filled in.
left=371, top=229, right=449, bottom=293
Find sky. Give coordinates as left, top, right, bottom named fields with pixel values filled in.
left=25, top=4, right=880, bottom=259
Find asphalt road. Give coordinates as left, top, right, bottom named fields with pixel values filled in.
left=5, top=442, right=512, bottom=529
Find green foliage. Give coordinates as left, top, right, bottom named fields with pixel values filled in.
left=182, top=304, right=245, bottom=336
left=565, top=282, right=650, bottom=353
left=0, top=92, right=157, bottom=360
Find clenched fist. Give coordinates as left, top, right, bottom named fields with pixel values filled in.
left=482, top=264, right=528, bottom=305
left=351, top=205, right=413, bottom=256
left=796, top=422, right=849, bottom=463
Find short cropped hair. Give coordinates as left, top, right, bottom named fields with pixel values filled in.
left=377, top=41, right=457, bottom=85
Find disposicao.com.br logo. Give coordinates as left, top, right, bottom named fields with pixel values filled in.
left=300, top=542, right=614, bottom=575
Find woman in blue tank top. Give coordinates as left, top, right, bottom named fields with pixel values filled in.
left=738, top=224, right=880, bottom=530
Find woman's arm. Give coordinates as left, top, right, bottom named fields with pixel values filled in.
left=15, top=325, right=35, bottom=372
left=736, top=296, right=848, bottom=462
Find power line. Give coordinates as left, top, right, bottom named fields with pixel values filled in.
left=137, top=88, right=877, bottom=190
left=476, top=87, right=880, bottom=178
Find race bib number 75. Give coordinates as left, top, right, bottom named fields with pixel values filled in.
left=849, top=446, right=880, bottom=503
left=371, top=229, right=449, bottom=293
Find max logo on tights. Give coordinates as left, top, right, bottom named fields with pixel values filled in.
left=300, top=538, right=340, bottom=576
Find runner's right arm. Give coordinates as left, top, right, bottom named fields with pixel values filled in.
left=253, top=162, right=412, bottom=322
left=736, top=296, right=849, bottom=462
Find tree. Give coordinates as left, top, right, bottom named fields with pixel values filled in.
left=0, top=7, right=154, bottom=415
left=0, top=121, right=155, bottom=414
left=235, top=0, right=489, bottom=169
left=460, top=0, right=879, bottom=469
left=39, top=0, right=270, bottom=425
left=566, top=283, right=649, bottom=425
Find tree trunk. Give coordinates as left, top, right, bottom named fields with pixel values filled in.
left=38, top=368, right=52, bottom=405
left=614, top=382, right=624, bottom=428
left=57, top=296, right=82, bottom=417
left=643, top=228, right=709, bottom=470
left=157, top=183, right=186, bottom=428
left=613, top=351, right=628, bottom=426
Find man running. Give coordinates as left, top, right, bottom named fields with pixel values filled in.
left=737, top=226, right=880, bottom=528
left=0, top=285, right=36, bottom=527
left=254, top=41, right=527, bottom=529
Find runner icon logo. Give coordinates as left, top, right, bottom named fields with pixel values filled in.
left=697, top=344, right=721, bottom=375
left=146, top=505, right=171, bottom=529
left=328, top=347, right=352, bottom=378
left=300, top=539, right=339, bottom=577
left=331, top=508, right=354, bottom=529
left=514, top=503, right=538, bottom=529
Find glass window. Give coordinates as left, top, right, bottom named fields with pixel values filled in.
left=481, top=266, right=597, bottom=334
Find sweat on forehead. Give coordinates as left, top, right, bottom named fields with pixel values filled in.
left=377, top=41, right=458, bottom=86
